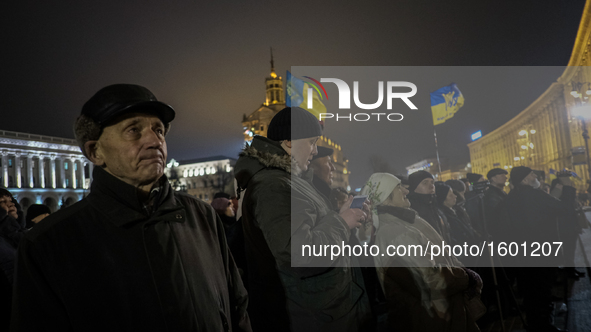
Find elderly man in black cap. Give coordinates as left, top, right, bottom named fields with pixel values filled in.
left=11, top=84, right=251, bottom=331
left=504, top=166, right=575, bottom=332
left=235, top=107, right=371, bottom=332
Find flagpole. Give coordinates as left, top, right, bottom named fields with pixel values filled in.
left=434, top=128, right=442, bottom=179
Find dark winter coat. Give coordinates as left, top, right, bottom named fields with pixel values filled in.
left=501, top=183, right=576, bottom=266
left=235, top=135, right=371, bottom=332
left=439, top=206, right=479, bottom=247
left=0, top=207, right=25, bottom=331
left=11, top=167, right=251, bottom=332
left=482, top=185, right=507, bottom=239
left=407, top=192, right=452, bottom=243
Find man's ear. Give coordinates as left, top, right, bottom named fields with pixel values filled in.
left=284, top=140, right=292, bottom=148
left=84, top=141, right=105, bottom=167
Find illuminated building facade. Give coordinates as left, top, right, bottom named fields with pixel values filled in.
left=468, top=2, right=591, bottom=190
left=165, top=156, right=236, bottom=202
left=241, top=55, right=350, bottom=190
left=0, top=130, right=91, bottom=213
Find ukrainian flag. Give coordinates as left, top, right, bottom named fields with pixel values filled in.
left=286, top=71, right=326, bottom=119
left=430, top=83, right=465, bottom=126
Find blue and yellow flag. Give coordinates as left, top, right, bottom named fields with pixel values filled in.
left=286, top=71, right=327, bottom=119
left=430, top=83, right=465, bottom=126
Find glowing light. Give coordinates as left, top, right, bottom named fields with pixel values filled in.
left=521, top=156, right=525, bottom=160
left=504, top=166, right=509, bottom=169
left=521, top=145, right=528, bottom=150
left=509, top=165, right=513, bottom=168
left=519, top=130, right=527, bottom=136
left=514, top=157, right=520, bottom=161
left=530, top=130, right=536, bottom=134
left=571, top=90, right=579, bottom=97
left=471, top=131, right=482, bottom=141
left=529, top=143, right=534, bottom=149
left=572, top=104, right=591, bottom=119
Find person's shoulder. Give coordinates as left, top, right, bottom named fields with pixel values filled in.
left=25, top=199, right=91, bottom=242
left=174, top=192, right=216, bottom=213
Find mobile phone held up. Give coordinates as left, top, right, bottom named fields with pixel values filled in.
left=350, top=195, right=368, bottom=209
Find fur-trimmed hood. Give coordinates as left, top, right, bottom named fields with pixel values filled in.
left=234, top=136, right=293, bottom=193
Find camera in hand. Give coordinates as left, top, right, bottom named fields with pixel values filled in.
left=472, top=180, right=490, bottom=194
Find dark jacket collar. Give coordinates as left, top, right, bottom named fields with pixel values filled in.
left=377, top=205, right=416, bottom=224
left=87, top=167, right=183, bottom=227
left=234, top=136, right=291, bottom=191
left=407, top=192, right=436, bottom=206
left=488, top=185, right=507, bottom=196
left=312, top=175, right=332, bottom=199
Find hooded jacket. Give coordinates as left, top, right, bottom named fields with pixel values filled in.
left=234, top=136, right=371, bottom=332
left=11, top=167, right=251, bottom=332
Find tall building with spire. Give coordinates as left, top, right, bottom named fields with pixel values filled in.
left=241, top=51, right=351, bottom=191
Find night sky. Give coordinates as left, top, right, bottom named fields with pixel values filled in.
left=1, top=0, right=587, bottom=188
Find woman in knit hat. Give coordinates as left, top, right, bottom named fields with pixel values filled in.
left=363, top=173, right=484, bottom=331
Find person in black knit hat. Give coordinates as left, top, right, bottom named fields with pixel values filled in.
left=406, top=171, right=452, bottom=242
left=235, top=107, right=372, bottom=331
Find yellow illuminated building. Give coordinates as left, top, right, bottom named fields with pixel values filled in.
left=469, top=1, right=591, bottom=190
left=241, top=52, right=350, bottom=190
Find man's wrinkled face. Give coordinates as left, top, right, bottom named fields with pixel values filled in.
left=310, top=156, right=335, bottom=186
left=93, top=113, right=167, bottom=187
left=291, top=136, right=319, bottom=172
left=522, top=171, right=538, bottom=187
left=0, top=195, right=17, bottom=219
left=415, top=177, right=435, bottom=194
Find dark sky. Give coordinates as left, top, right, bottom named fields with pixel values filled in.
left=1, top=0, right=587, bottom=188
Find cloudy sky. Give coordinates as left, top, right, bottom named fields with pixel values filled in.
left=1, top=0, right=587, bottom=187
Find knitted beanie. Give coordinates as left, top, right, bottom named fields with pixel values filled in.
left=435, top=183, right=452, bottom=207
left=267, top=107, right=322, bottom=141
left=408, top=170, right=434, bottom=193
left=510, top=166, right=532, bottom=185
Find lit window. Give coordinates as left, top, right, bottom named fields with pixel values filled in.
left=64, top=162, right=68, bottom=170
left=183, top=170, right=188, bottom=177
left=74, top=163, right=78, bottom=171
left=189, top=169, right=194, bottom=177
left=205, top=167, right=211, bottom=175
left=200, top=169, right=204, bottom=176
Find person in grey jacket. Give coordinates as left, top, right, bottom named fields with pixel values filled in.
left=235, top=107, right=371, bottom=332
left=11, top=84, right=251, bottom=332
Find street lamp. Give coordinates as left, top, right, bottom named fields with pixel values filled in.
left=571, top=104, right=591, bottom=178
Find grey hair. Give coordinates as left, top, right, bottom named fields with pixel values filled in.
left=73, top=114, right=172, bottom=159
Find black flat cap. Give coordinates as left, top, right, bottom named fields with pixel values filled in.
left=81, top=84, right=175, bottom=127
left=312, top=146, right=334, bottom=161
left=486, top=168, right=508, bottom=180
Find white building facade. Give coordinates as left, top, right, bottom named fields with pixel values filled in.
left=165, top=156, right=236, bottom=202
left=0, top=130, right=91, bottom=213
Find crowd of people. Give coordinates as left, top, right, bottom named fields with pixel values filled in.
left=0, top=83, right=589, bottom=331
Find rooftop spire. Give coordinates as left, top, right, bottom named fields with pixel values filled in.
left=270, top=47, right=277, bottom=78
